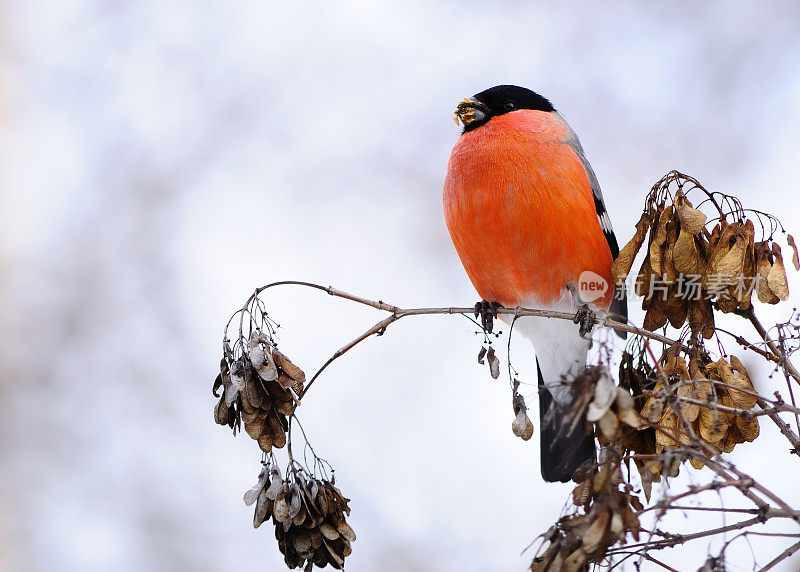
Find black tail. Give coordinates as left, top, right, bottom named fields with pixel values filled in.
left=538, top=360, right=596, bottom=483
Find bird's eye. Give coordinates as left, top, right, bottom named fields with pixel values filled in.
left=504, top=101, right=516, bottom=111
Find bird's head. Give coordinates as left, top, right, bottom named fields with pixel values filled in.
left=453, top=85, right=555, bottom=132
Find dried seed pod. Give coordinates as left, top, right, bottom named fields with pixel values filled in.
left=611, top=212, right=650, bottom=286
left=249, top=331, right=278, bottom=382
left=712, top=229, right=748, bottom=288
left=214, top=396, right=229, bottom=425
left=272, top=348, right=307, bottom=386
left=230, top=359, right=246, bottom=391
left=581, top=510, right=610, bottom=554
left=673, top=228, right=702, bottom=276
left=724, top=356, right=757, bottom=409
left=755, top=241, right=780, bottom=304
left=635, top=254, right=655, bottom=302
left=320, top=522, right=339, bottom=540
left=512, top=408, right=533, bottom=440
left=649, top=206, right=673, bottom=275
left=245, top=417, right=266, bottom=440
left=273, top=487, right=290, bottom=523
left=597, top=410, right=620, bottom=441
left=572, top=479, right=592, bottom=506
left=690, top=458, right=705, bottom=470
left=487, top=346, right=500, bottom=379
left=254, top=486, right=273, bottom=528
left=676, top=383, right=701, bottom=423
left=563, top=547, right=587, bottom=572
left=257, top=433, right=273, bottom=454
left=736, top=414, right=760, bottom=442
left=265, top=466, right=283, bottom=500
left=689, top=297, right=715, bottom=339
left=698, top=406, right=728, bottom=443
left=675, top=191, right=707, bottom=235
left=640, top=383, right=665, bottom=423
left=244, top=465, right=270, bottom=506
left=655, top=407, right=679, bottom=448
left=788, top=234, right=800, bottom=271
left=767, top=242, right=789, bottom=301
left=336, top=521, right=357, bottom=542
left=585, top=368, right=616, bottom=422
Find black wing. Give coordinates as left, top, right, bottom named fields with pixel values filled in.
left=561, top=118, right=628, bottom=335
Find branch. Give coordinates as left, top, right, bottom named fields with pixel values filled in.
left=740, top=305, right=800, bottom=385
left=760, top=539, right=800, bottom=571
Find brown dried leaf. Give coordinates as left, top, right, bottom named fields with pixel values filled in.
left=612, top=212, right=651, bottom=286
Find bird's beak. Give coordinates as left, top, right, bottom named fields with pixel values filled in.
left=454, top=97, right=488, bottom=127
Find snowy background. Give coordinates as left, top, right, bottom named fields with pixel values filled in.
left=2, top=1, right=800, bottom=570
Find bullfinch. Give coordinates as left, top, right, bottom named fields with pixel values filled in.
left=443, top=85, right=627, bottom=482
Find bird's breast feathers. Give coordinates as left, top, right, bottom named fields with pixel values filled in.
left=443, top=110, right=613, bottom=310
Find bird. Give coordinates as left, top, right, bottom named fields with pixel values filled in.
left=442, top=85, right=627, bottom=482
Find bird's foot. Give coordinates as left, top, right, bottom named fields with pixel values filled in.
left=474, top=300, right=502, bottom=334
left=573, top=304, right=597, bottom=337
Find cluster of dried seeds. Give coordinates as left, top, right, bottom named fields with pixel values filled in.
left=245, top=463, right=355, bottom=570
left=213, top=330, right=305, bottom=454
left=641, top=353, right=760, bottom=471
left=612, top=179, right=797, bottom=339
left=532, top=458, right=642, bottom=571
left=616, top=348, right=760, bottom=497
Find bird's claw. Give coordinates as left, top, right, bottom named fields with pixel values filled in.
left=474, top=300, right=502, bottom=334
left=573, top=304, right=597, bottom=337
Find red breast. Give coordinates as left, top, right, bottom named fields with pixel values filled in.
left=443, top=109, right=613, bottom=309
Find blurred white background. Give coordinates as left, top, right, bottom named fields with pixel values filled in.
left=2, top=1, right=800, bottom=570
